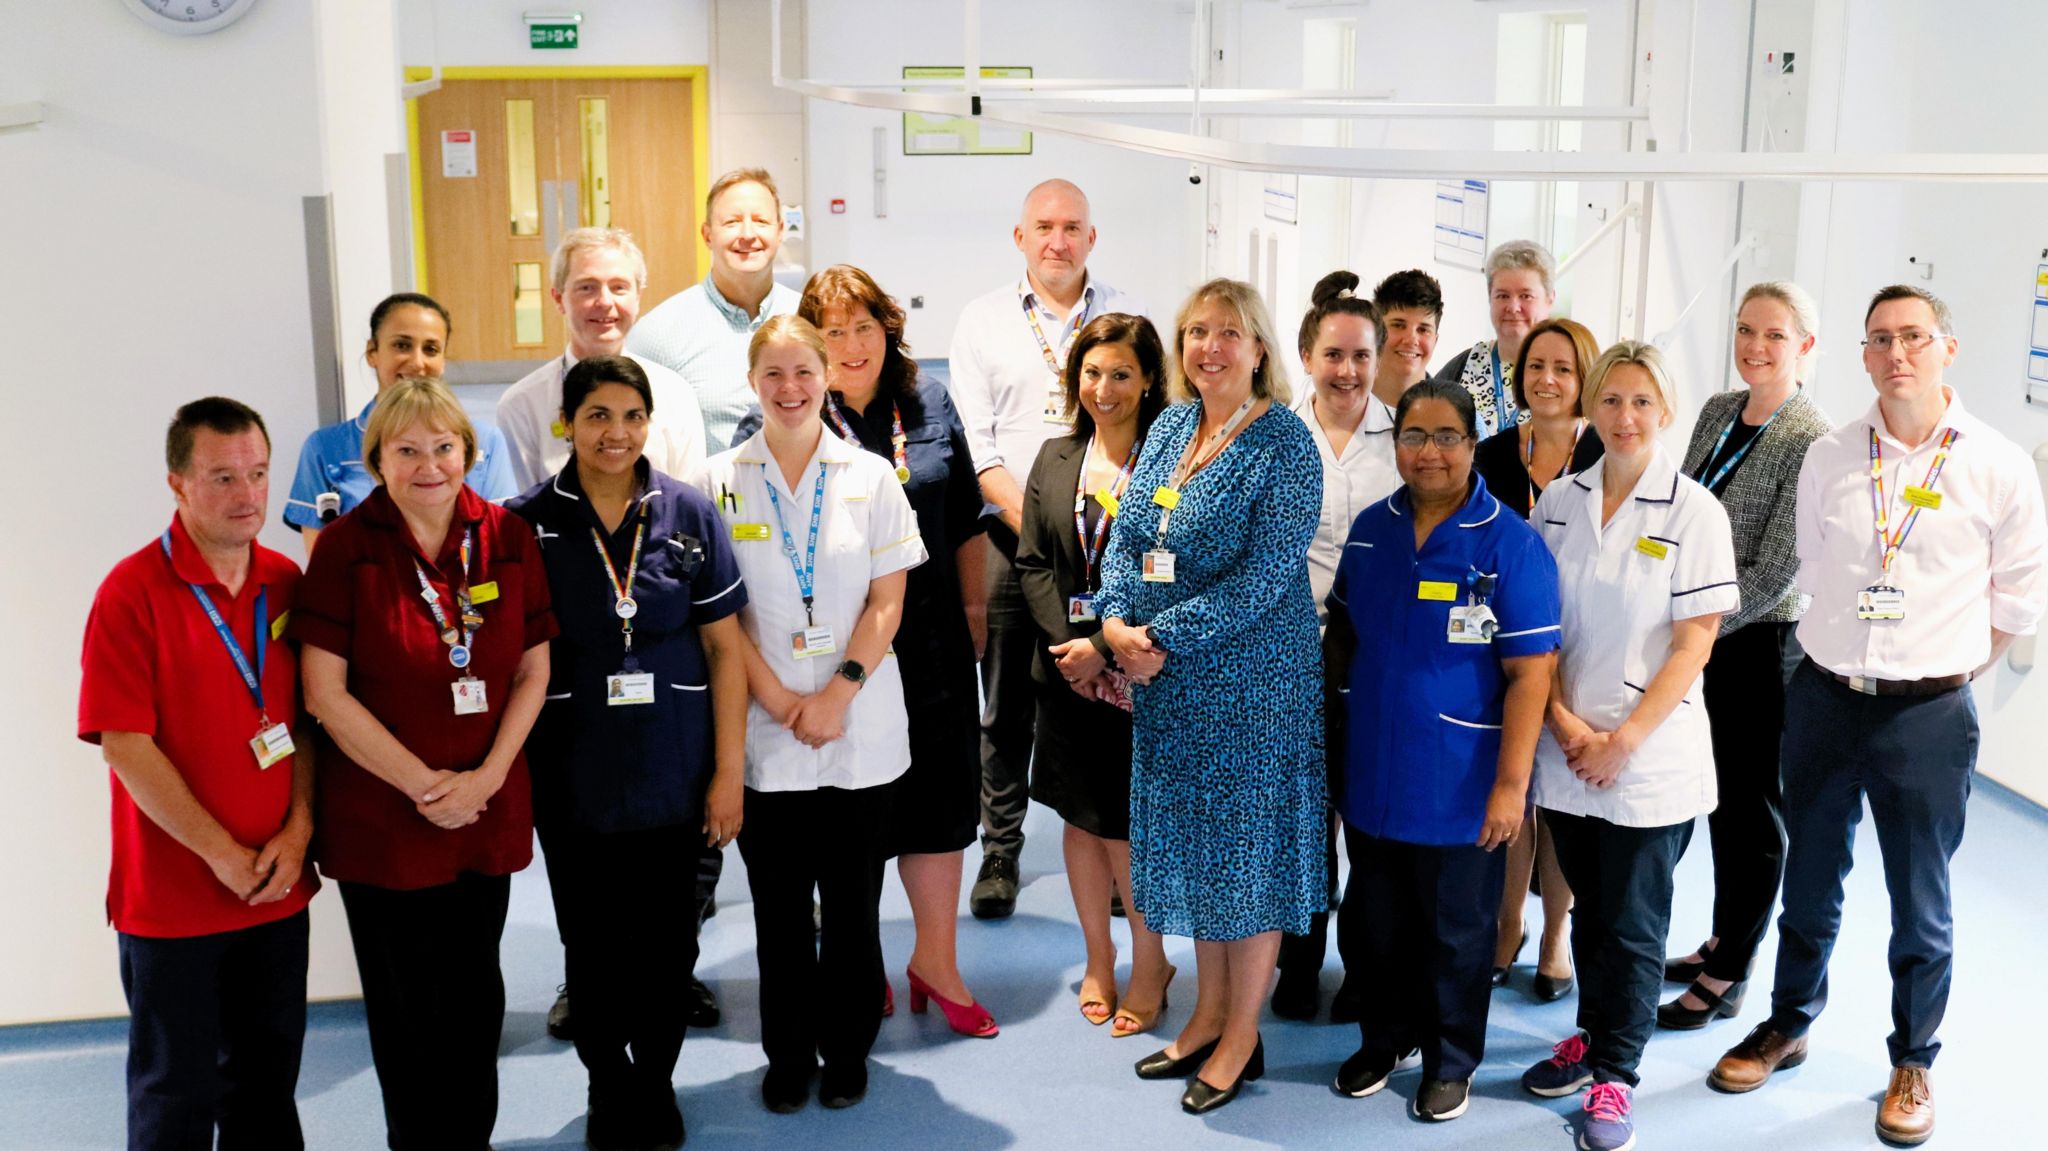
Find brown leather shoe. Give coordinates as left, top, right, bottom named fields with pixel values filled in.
left=1877, top=1066, right=1934, bottom=1145
left=1708, top=1023, right=1809, bottom=1093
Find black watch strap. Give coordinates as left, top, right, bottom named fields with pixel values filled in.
left=837, top=659, right=868, bottom=686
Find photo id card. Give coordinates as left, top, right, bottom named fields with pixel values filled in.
left=1447, top=604, right=1498, bottom=645
left=606, top=671, right=656, bottom=706
left=1068, top=593, right=1098, bottom=623
left=1141, top=550, right=1176, bottom=583
left=451, top=676, right=490, bottom=715
left=249, top=722, right=294, bottom=770
left=1857, top=585, right=1907, bottom=621
left=790, top=625, right=838, bottom=660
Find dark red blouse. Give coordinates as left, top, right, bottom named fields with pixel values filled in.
left=290, top=486, right=557, bottom=890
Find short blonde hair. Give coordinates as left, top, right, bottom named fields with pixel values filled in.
left=1583, top=340, right=1674, bottom=412
left=1169, top=279, right=1290, bottom=405
left=1485, top=240, right=1559, bottom=299
left=706, top=167, right=781, bottom=219
left=363, top=377, right=478, bottom=484
left=747, top=315, right=829, bottom=377
left=550, top=226, right=648, bottom=293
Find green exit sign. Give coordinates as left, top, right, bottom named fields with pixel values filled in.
left=530, top=23, right=580, bottom=49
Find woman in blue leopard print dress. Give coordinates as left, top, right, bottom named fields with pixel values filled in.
left=1095, top=279, right=1326, bottom=1114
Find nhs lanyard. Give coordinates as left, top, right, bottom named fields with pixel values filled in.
left=1021, top=283, right=1084, bottom=376
left=590, top=504, right=648, bottom=646
left=1869, top=425, right=1959, bottom=575
left=412, top=528, right=478, bottom=665
left=823, top=392, right=911, bottom=483
left=1075, top=436, right=1140, bottom=585
left=1694, top=404, right=1780, bottom=491
left=1156, top=397, right=1256, bottom=544
left=1489, top=345, right=1515, bottom=435
left=761, top=461, right=828, bottom=627
left=159, top=532, right=268, bottom=720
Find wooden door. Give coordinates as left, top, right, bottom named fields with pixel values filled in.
left=415, top=77, right=697, bottom=365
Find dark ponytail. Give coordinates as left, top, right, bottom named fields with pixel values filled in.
left=1297, top=270, right=1386, bottom=357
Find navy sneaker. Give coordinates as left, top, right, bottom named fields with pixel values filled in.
left=1524, top=1030, right=1595, bottom=1097
left=1579, top=1082, right=1635, bottom=1151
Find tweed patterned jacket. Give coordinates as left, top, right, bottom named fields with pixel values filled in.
left=1679, top=388, right=1833, bottom=634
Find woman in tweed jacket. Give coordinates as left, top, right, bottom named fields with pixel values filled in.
left=1658, top=282, right=1833, bottom=1030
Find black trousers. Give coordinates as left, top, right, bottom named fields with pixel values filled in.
left=1686, top=620, right=1802, bottom=980
left=738, top=783, right=894, bottom=1073
left=1277, top=811, right=1347, bottom=985
left=338, top=874, right=512, bottom=1151
left=540, top=823, right=701, bottom=1104
left=119, top=910, right=309, bottom=1151
left=1767, top=660, right=1976, bottom=1068
left=1341, top=827, right=1504, bottom=1081
left=1544, top=809, right=1687, bottom=1087
left=978, top=531, right=1036, bottom=858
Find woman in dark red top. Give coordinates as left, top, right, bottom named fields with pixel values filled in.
left=293, top=378, right=555, bottom=1151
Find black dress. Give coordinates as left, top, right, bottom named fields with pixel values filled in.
left=1014, top=434, right=1135, bottom=840
left=1472, top=423, right=1606, bottom=520
left=735, top=376, right=984, bottom=856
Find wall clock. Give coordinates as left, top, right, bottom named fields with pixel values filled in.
left=120, top=0, right=258, bottom=36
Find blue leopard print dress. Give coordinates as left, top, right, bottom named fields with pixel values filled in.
left=1094, top=401, right=1328, bottom=940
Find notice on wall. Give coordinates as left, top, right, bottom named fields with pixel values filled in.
left=901, top=66, right=1034, bottom=156
left=1263, top=174, right=1300, bottom=225
left=441, top=130, right=477, bottom=179
left=1433, top=179, right=1489, bottom=271
left=2028, top=262, right=2048, bottom=408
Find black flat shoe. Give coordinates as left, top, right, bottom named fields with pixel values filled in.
left=1136, top=1036, right=1220, bottom=1080
left=1532, top=972, right=1575, bottom=1003
left=1664, top=939, right=1715, bottom=983
left=1657, top=978, right=1746, bottom=1030
left=688, top=977, right=720, bottom=1029
left=819, top=1062, right=868, bottom=1109
left=761, top=1065, right=812, bottom=1114
left=1180, top=1037, right=1264, bottom=1115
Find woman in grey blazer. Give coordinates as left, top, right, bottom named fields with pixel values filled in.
left=1659, top=282, right=1833, bottom=1029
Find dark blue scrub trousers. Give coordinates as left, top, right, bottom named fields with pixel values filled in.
left=118, top=909, right=309, bottom=1151
left=1341, top=827, right=1506, bottom=1081
left=1765, top=659, right=1976, bottom=1068
left=1544, top=809, right=1688, bottom=1087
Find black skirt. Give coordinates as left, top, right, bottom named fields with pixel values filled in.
left=1028, top=664, right=1135, bottom=841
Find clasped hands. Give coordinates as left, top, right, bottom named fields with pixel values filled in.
left=1100, top=618, right=1166, bottom=686
left=415, top=766, right=506, bottom=829
left=765, top=680, right=855, bottom=751
left=1549, top=707, right=1638, bottom=790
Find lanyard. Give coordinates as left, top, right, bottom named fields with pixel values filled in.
left=1489, top=344, right=1516, bottom=437
left=1869, top=425, right=1959, bottom=575
left=1021, top=283, right=1084, bottom=376
left=159, top=532, right=268, bottom=721
left=1157, top=396, right=1257, bottom=543
left=590, top=503, right=649, bottom=648
left=1693, top=403, right=1781, bottom=491
left=1075, top=436, right=1141, bottom=585
left=412, top=528, right=478, bottom=665
left=760, top=461, right=828, bottom=626
left=1520, top=420, right=1586, bottom=514
left=823, top=392, right=911, bottom=483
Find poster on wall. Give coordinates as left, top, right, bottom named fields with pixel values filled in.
left=441, top=130, right=477, bottom=179
left=1434, top=179, right=1489, bottom=271
left=1263, top=175, right=1300, bottom=225
left=2028, top=261, right=2048, bottom=408
left=902, top=67, right=1034, bottom=156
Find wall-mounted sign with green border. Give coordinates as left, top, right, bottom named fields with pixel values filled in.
left=530, top=23, right=580, bottom=49
left=902, top=66, right=1032, bottom=156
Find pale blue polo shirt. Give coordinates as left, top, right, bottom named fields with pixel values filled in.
left=283, top=398, right=519, bottom=531
left=626, top=275, right=799, bottom=456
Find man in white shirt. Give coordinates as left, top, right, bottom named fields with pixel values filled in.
left=496, top=227, right=706, bottom=490
left=947, top=179, right=1142, bottom=918
left=627, top=169, right=799, bottom=455
left=1710, top=286, right=2048, bottom=1147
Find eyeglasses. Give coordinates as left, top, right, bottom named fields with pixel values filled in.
left=1396, top=430, right=1474, bottom=450
left=1860, top=329, right=1946, bottom=354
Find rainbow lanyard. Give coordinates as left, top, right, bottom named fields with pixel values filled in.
left=589, top=503, right=648, bottom=652
left=823, top=392, right=910, bottom=483
left=1520, top=419, right=1585, bottom=513
left=1074, top=436, right=1140, bottom=586
left=1868, top=424, right=1959, bottom=575
left=1020, top=283, right=1084, bottom=377
left=412, top=528, right=480, bottom=668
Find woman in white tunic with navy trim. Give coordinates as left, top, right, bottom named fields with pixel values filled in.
left=1518, top=341, right=1739, bottom=1151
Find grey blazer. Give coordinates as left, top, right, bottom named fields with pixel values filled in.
left=1679, top=388, right=1833, bottom=634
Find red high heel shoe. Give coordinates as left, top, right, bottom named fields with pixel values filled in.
left=882, top=977, right=894, bottom=1018
left=905, top=968, right=999, bottom=1038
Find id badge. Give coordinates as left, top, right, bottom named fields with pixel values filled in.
left=790, top=626, right=838, bottom=659
left=606, top=670, right=657, bottom=706
left=451, top=676, right=490, bottom=715
left=1447, top=604, right=1498, bottom=645
left=1043, top=380, right=1073, bottom=424
left=731, top=523, right=772, bottom=542
left=249, top=722, right=294, bottom=770
left=1068, top=593, right=1098, bottom=623
left=1142, top=550, right=1176, bottom=583
left=1857, top=585, right=1907, bottom=621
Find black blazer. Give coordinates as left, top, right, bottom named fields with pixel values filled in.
left=1015, top=435, right=1115, bottom=687
left=1473, top=424, right=1606, bottom=520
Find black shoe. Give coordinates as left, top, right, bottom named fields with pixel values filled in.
left=584, top=1091, right=636, bottom=1151
left=761, top=1065, right=812, bottom=1114
left=549, top=984, right=574, bottom=1041
left=1532, top=971, right=1576, bottom=1003
left=1657, top=978, right=1746, bottom=1030
left=1334, top=1047, right=1397, bottom=1098
left=642, top=1090, right=685, bottom=1151
left=1490, top=966, right=1511, bottom=989
left=1179, top=1038, right=1263, bottom=1115
left=687, top=977, right=720, bottom=1029
left=1414, top=1077, right=1471, bottom=1121
left=819, top=1062, right=868, bottom=1109
left=1665, top=939, right=1715, bottom=983
left=1110, top=890, right=1127, bottom=918
left=1135, top=1036, right=1220, bottom=1080
left=1328, top=977, right=1363, bottom=1024
left=1270, top=968, right=1319, bottom=1021
left=970, top=855, right=1019, bottom=919
left=1492, top=923, right=1528, bottom=988
left=702, top=894, right=717, bottom=922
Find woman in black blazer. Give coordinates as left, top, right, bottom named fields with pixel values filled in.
left=1017, top=313, right=1175, bottom=1037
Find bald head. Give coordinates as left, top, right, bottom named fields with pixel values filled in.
left=1015, top=179, right=1097, bottom=304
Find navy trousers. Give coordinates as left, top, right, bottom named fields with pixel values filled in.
left=119, top=909, right=309, bottom=1151
left=1766, top=659, right=1976, bottom=1068
left=1277, top=812, right=1348, bottom=986
left=978, top=531, right=1036, bottom=859
left=1342, top=826, right=1505, bottom=1081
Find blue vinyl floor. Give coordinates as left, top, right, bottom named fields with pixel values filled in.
left=5, top=783, right=2041, bottom=1150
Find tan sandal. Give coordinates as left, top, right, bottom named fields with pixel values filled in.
left=1111, top=964, right=1177, bottom=1038
left=1079, top=976, right=1118, bottom=1026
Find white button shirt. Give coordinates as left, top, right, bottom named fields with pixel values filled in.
left=1795, top=387, right=2048, bottom=680
left=496, top=351, right=708, bottom=490
left=946, top=275, right=1143, bottom=476
left=689, top=428, right=928, bottom=792
left=1294, top=392, right=1400, bottom=619
left=1531, top=446, right=1740, bottom=827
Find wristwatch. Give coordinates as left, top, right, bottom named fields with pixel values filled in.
left=836, top=659, right=868, bottom=687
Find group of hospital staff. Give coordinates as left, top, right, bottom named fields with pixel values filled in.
left=79, top=167, right=2044, bottom=1151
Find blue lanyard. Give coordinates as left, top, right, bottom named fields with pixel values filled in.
left=760, top=461, right=828, bottom=626
left=1693, top=403, right=1780, bottom=491
left=1489, top=344, right=1515, bottom=437
left=160, top=531, right=267, bottom=719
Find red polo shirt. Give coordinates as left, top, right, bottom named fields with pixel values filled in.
left=78, top=515, right=317, bottom=939
left=289, top=485, right=556, bottom=890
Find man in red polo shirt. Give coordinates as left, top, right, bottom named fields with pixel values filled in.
left=79, top=397, right=318, bottom=1151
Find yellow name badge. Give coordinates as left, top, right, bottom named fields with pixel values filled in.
left=1635, top=537, right=1670, bottom=560
left=1417, top=580, right=1459, bottom=601
left=1903, top=485, right=1943, bottom=511
left=469, top=581, right=501, bottom=604
left=1152, top=486, right=1181, bottom=509
left=1096, top=488, right=1121, bottom=517
left=731, top=523, right=772, bottom=541
left=270, top=611, right=290, bottom=641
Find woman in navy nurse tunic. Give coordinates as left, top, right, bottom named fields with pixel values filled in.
left=1324, top=379, right=1560, bottom=1122
left=508, top=355, right=749, bottom=1151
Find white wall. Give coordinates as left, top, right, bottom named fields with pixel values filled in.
left=317, top=0, right=406, bottom=414
left=398, top=0, right=711, bottom=68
